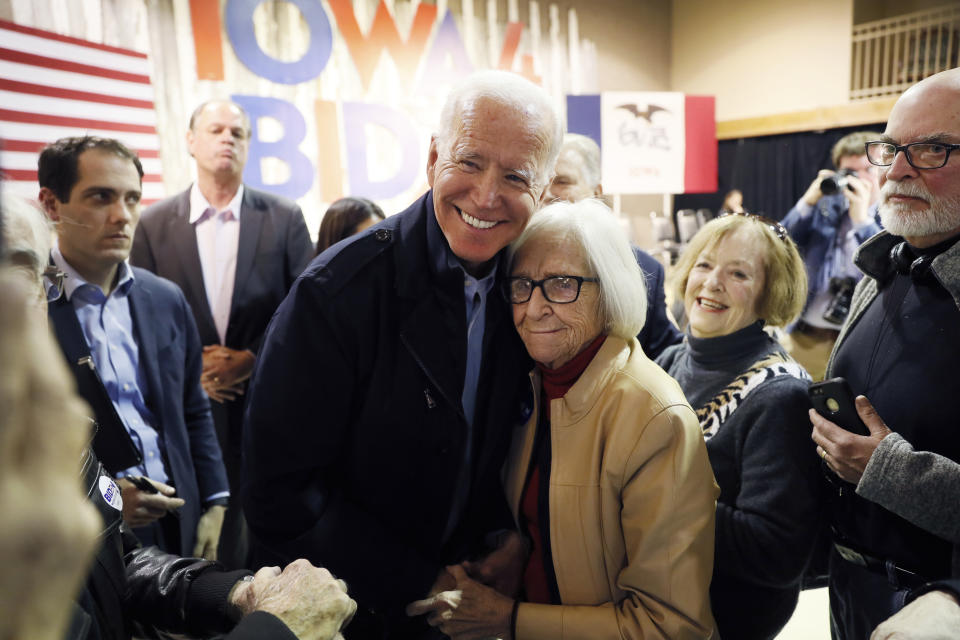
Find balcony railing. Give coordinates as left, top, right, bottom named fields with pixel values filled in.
left=851, top=4, right=960, bottom=100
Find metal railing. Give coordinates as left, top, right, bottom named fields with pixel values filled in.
left=851, top=4, right=960, bottom=100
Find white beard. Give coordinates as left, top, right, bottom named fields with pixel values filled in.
left=879, top=180, right=960, bottom=239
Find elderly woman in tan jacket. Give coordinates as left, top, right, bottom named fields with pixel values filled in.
left=409, top=199, right=719, bottom=640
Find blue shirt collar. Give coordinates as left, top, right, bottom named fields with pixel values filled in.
left=52, top=243, right=135, bottom=301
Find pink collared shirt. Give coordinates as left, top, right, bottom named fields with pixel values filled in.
left=189, top=183, right=243, bottom=345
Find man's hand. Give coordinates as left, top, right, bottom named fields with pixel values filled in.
left=229, top=560, right=357, bottom=640
left=845, top=173, right=874, bottom=226
left=802, top=170, right=836, bottom=206
left=116, top=477, right=185, bottom=528
left=810, top=395, right=892, bottom=484
left=871, top=590, right=960, bottom=639
left=193, top=504, right=226, bottom=560
left=406, top=565, right=514, bottom=640
left=405, top=567, right=457, bottom=624
left=461, top=530, right=528, bottom=597
left=201, top=345, right=255, bottom=403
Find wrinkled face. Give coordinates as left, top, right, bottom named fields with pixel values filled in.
left=684, top=227, right=766, bottom=339
left=187, top=102, right=250, bottom=179
left=837, top=154, right=880, bottom=204
left=511, top=234, right=604, bottom=369
left=877, top=85, right=960, bottom=247
left=41, top=149, right=142, bottom=279
left=427, top=97, right=548, bottom=275
left=546, top=148, right=597, bottom=202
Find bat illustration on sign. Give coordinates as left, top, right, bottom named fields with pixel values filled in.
left=616, top=104, right=668, bottom=122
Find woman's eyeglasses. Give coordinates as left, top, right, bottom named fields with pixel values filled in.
left=504, top=275, right=599, bottom=304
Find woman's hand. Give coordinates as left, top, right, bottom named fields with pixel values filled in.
left=462, top=530, right=529, bottom=597
left=407, top=565, right=515, bottom=640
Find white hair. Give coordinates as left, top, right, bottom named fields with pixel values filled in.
left=435, top=70, right=563, bottom=188
left=1, top=192, right=53, bottom=291
left=508, top=198, right=647, bottom=339
left=560, top=133, right=601, bottom=190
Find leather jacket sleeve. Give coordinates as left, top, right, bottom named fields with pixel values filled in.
left=122, top=536, right=250, bottom=638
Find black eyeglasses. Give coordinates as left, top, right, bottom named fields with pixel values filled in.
left=504, top=275, right=599, bottom=304
left=865, top=141, right=960, bottom=170
left=718, top=211, right=788, bottom=241
left=43, top=265, right=65, bottom=303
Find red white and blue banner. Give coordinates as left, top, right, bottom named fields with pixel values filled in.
left=0, top=19, right=164, bottom=205
left=568, top=92, right=717, bottom=195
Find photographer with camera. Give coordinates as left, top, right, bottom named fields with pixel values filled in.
left=781, top=131, right=883, bottom=380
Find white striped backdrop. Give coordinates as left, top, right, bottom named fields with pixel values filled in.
left=1, top=0, right=598, bottom=234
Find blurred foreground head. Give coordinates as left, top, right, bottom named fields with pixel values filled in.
left=0, top=189, right=101, bottom=640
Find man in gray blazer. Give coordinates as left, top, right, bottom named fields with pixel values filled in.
left=131, top=100, right=313, bottom=569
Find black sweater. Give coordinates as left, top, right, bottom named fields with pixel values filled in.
left=657, top=323, right=822, bottom=640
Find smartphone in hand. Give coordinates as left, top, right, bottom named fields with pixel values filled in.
left=808, top=377, right=869, bottom=436
left=127, top=475, right=160, bottom=494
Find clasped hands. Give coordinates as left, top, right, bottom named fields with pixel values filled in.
left=201, top=345, right=255, bottom=403
left=406, top=530, right=527, bottom=640
left=229, top=559, right=357, bottom=640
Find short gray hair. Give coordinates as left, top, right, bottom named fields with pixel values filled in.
left=188, top=100, right=252, bottom=137
left=508, top=199, right=647, bottom=339
left=1, top=192, right=53, bottom=296
left=560, top=133, right=601, bottom=190
left=435, top=70, right=562, bottom=189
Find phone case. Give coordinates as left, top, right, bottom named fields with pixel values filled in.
left=808, top=377, right=869, bottom=436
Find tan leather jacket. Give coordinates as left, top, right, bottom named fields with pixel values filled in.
left=504, top=337, right=719, bottom=640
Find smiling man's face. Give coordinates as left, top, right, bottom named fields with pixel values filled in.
left=427, top=96, right=548, bottom=275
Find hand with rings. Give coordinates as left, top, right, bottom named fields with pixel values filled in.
left=809, top=395, right=892, bottom=484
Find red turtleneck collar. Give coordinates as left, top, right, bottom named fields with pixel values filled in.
left=538, top=334, right=607, bottom=402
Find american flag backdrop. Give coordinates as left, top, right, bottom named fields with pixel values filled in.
left=0, top=19, right=164, bottom=205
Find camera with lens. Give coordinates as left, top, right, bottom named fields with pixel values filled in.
left=819, top=168, right=858, bottom=196
left=823, top=276, right=856, bottom=325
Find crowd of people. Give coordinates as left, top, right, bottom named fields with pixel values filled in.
left=0, top=62, right=959, bottom=640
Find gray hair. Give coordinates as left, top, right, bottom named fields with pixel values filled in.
left=1, top=192, right=53, bottom=298
left=188, top=100, right=252, bottom=137
left=508, top=198, right=647, bottom=339
left=560, top=133, right=601, bottom=190
left=435, top=70, right=562, bottom=189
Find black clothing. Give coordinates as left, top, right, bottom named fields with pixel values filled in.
left=68, top=449, right=294, bottom=640
left=658, top=323, right=821, bottom=640
left=631, top=246, right=682, bottom=359
left=243, top=191, right=530, bottom=637
left=825, top=232, right=960, bottom=639
left=830, top=261, right=960, bottom=580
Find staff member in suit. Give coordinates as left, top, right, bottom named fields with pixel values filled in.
left=131, top=100, right=313, bottom=569
left=40, top=136, right=230, bottom=560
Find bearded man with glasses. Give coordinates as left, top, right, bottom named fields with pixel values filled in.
left=808, top=67, right=960, bottom=639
